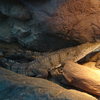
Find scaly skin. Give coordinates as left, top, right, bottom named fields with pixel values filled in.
left=2, top=42, right=100, bottom=78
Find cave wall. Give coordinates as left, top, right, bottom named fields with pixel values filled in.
left=0, top=0, right=100, bottom=51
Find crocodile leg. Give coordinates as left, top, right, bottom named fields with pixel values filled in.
left=26, top=67, right=48, bottom=78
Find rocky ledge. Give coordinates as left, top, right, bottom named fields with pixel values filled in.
left=0, top=67, right=97, bottom=100
left=0, top=0, right=100, bottom=51
left=63, top=60, right=100, bottom=96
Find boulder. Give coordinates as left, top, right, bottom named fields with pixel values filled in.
left=63, top=60, right=100, bottom=96
left=0, top=0, right=100, bottom=51
left=0, top=67, right=97, bottom=100
left=0, top=1, right=32, bottom=20
left=45, top=0, right=100, bottom=43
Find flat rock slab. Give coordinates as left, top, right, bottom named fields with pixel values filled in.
left=63, top=60, right=100, bottom=96
left=0, top=67, right=97, bottom=100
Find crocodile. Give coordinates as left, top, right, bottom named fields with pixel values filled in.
left=2, top=42, right=100, bottom=78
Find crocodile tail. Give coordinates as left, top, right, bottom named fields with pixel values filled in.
left=1, top=59, right=27, bottom=75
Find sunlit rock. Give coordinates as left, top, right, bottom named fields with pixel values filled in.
left=83, top=62, right=98, bottom=69
left=63, top=60, right=100, bottom=96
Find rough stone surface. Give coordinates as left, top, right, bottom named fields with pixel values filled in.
left=83, top=61, right=100, bottom=70
left=0, top=0, right=100, bottom=51
left=78, top=51, right=100, bottom=64
left=83, top=62, right=98, bottom=69
left=95, top=59, right=100, bottom=69
left=0, top=1, right=32, bottom=20
left=44, top=0, right=100, bottom=42
left=63, top=60, right=100, bottom=96
left=0, top=67, right=97, bottom=100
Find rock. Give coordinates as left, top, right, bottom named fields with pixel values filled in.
left=63, top=60, right=100, bottom=96
left=78, top=52, right=100, bottom=63
left=84, top=60, right=100, bottom=70
left=0, top=18, right=12, bottom=42
left=45, top=0, right=100, bottom=43
left=0, top=52, right=3, bottom=56
left=0, top=1, right=32, bottom=20
left=95, top=59, right=100, bottom=69
left=10, top=19, right=31, bottom=44
left=83, top=62, right=98, bottom=70
left=0, top=67, right=97, bottom=100
left=0, top=0, right=100, bottom=51
left=0, top=11, right=7, bottom=22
